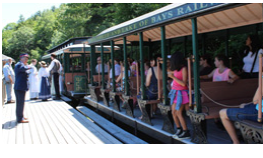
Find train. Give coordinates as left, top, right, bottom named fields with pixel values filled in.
left=42, top=3, right=263, bottom=144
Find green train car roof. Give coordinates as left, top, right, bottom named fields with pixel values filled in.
left=88, top=3, right=262, bottom=45
left=42, top=44, right=120, bottom=60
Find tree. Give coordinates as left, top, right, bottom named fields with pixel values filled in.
left=49, top=30, right=64, bottom=48
left=2, top=23, right=17, bottom=55
left=7, top=26, right=35, bottom=60
left=51, top=5, right=56, bottom=12
left=33, top=10, right=57, bottom=51
left=17, top=14, right=25, bottom=23
left=56, top=3, right=115, bottom=38
left=112, top=3, right=169, bottom=24
left=2, top=23, right=17, bottom=31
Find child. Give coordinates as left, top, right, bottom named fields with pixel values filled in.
left=168, top=52, right=190, bottom=139
left=200, top=54, right=239, bottom=83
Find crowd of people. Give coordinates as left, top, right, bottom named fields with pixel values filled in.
left=3, top=53, right=62, bottom=123
left=92, top=34, right=263, bottom=141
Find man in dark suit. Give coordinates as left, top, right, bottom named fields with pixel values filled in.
left=14, top=53, right=31, bottom=123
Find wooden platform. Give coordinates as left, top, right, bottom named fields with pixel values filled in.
left=1, top=93, right=122, bottom=144
left=77, top=106, right=148, bottom=144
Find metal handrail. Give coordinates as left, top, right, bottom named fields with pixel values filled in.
left=188, top=58, right=193, bottom=107
left=136, top=61, right=139, bottom=95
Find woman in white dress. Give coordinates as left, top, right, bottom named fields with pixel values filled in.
left=29, top=59, right=39, bottom=100
left=38, top=61, right=51, bottom=101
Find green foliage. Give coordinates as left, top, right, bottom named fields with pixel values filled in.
left=2, top=3, right=168, bottom=62
left=7, top=26, right=35, bottom=61
left=30, top=49, right=41, bottom=60
left=112, top=3, right=169, bottom=24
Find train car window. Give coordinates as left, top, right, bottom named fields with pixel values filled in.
left=69, top=53, right=84, bottom=72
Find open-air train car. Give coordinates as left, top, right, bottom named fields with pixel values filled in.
left=83, top=3, right=263, bottom=144
left=42, top=37, right=119, bottom=100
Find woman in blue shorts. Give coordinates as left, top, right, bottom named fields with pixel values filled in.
left=219, top=82, right=263, bottom=144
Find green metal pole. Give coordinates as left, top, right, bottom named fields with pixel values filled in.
left=111, top=41, right=116, bottom=92
left=123, top=37, right=130, bottom=96
left=161, top=26, right=168, bottom=105
left=101, top=43, right=105, bottom=89
left=139, top=32, right=146, bottom=99
left=191, top=18, right=202, bottom=113
left=90, top=45, right=95, bottom=86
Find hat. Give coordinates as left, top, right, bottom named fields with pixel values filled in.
left=5, top=57, right=12, bottom=61
left=20, top=53, right=29, bottom=58
left=39, top=61, right=47, bottom=67
left=51, top=53, right=57, bottom=58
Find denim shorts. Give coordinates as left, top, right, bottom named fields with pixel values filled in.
left=227, top=103, right=260, bottom=122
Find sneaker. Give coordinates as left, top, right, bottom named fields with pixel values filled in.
left=172, top=128, right=182, bottom=139
left=178, top=130, right=190, bottom=139
left=172, top=134, right=179, bottom=139
left=175, top=128, right=182, bottom=135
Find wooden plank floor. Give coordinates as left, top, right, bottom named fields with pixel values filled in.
left=1, top=93, right=122, bottom=144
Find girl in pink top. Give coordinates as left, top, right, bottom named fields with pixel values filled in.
left=200, top=55, right=239, bottom=83
left=168, top=52, right=190, bottom=139
left=213, top=68, right=230, bottom=81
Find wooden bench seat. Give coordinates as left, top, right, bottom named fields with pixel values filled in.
left=137, top=99, right=161, bottom=125
left=238, top=120, right=263, bottom=129
left=200, top=78, right=258, bottom=119
left=89, top=85, right=103, bottom=102
left=186, top=78, right=258, bottom=143
left=100, top=88, right=111, bottom=107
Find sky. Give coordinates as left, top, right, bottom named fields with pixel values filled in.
left=1, top=3, right=62, bottom=29
left=1, top=1, right=258, bottom=29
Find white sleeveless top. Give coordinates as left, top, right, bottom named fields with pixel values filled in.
left=243, top=49, right=263, bottom=73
